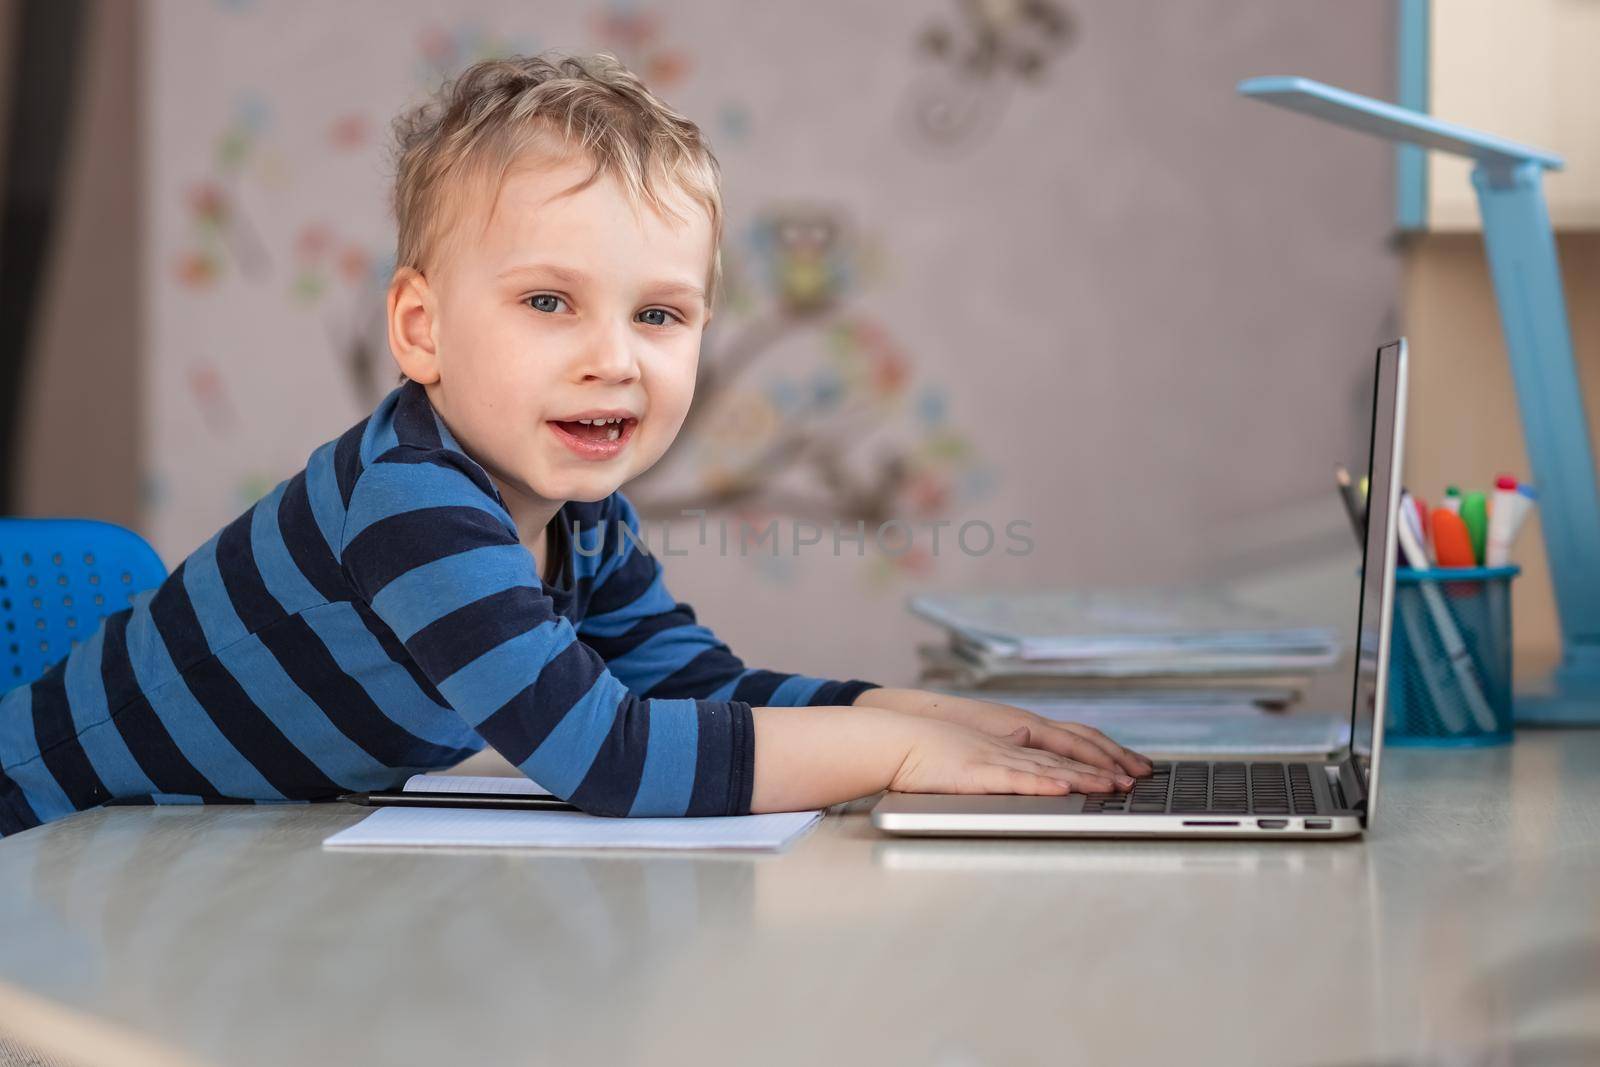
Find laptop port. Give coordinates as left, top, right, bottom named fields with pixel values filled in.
left=1257, top=819, right=1288, bottom=829
left=1305, top=819, right=1332, bottom=830
left=1181, top=820, right=1239, bottom=827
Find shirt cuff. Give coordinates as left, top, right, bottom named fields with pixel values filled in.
left=728, top=699, right=756, bottom=815
left=832, top=680, right=882, bottom=707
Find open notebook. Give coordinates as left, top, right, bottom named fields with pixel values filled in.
left=322, top=774, right=823, bottom=852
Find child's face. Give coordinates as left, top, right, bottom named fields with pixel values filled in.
left=415, top=156, right=711, bottom=508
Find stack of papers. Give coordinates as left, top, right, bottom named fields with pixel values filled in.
left=989, top=699, right=1350, bottom=755
left=323, top=775, right=822, bottom=852
left=912, top=588, right=1341, bottom=707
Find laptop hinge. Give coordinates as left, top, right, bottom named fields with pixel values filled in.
left=1333, top=757, right=1365, bottom=814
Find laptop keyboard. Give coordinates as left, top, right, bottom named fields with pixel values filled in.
left=1081, top=762, right=1321, bottom=815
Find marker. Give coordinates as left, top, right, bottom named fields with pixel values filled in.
left=1460, top=491, right=1488, bottom=566
left=1432, top=509, right=1477, bottom=568
left=1497, top=483, right=1538, bottom=565
left=1516, top=485, right=1540, bottom=543
left=1517, top=483, right=1539, bottom=524
left=1485, top=475, right=1523, bottom=567
left=1442, top=485, right=1462, bottom=515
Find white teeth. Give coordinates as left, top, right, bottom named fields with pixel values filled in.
left=578, top=418, right=593, bottom=425
left=606, top=426, right=620, bottom=441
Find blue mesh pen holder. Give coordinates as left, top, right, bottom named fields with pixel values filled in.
left=1386, top=566, right=1519, bottom=747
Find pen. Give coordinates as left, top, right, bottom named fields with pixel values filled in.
left=338, top=791, right=583, bottom=812
left=1334, top=465, right=1366, bottom=543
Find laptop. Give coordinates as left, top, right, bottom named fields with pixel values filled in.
left=871, top=339, right=1407, bottom=840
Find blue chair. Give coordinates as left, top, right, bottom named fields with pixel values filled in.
left=0, top=519, right=167, bottom=689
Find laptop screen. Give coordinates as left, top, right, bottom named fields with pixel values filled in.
left=1347, top=341, right=1406, bottom=800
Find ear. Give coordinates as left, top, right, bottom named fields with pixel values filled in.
left=387, top=267, right=442, bottom=384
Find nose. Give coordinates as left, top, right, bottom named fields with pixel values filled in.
left=577, top=319, right=641, bottom=385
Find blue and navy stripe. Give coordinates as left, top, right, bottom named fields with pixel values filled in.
left=0, top=381, right=875, bottom=836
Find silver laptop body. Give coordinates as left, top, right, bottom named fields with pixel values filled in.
left=872, top=340, right=1407, bottom=840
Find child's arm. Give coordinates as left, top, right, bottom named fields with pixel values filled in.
left=747, top=704, right=1136, bottom=813
left=576, top=493, right=877, bottom=709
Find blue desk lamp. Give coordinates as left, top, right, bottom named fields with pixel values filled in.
left=1239, top=76, right=1600, bottom=724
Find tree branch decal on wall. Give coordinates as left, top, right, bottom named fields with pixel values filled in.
left=903, top=0, right=1078, bottom=150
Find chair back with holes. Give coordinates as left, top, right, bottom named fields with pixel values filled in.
left=0, top=519, right=168, bottom=690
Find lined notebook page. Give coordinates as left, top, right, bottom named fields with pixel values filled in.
left=402, top=774, right=553, bottom=796
left=323, top=807, right=823, bottom=852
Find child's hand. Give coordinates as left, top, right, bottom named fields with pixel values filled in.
left=749, top=705, right=1131, bottom=813
left=888, top=717, right=1133, bottom=797
left=854, top=688, right=1153, bottom=779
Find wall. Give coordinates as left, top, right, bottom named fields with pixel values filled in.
left=1427, top=0, right=1600, bottom=230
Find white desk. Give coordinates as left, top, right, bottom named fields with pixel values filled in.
left=2, top=732, right=1598, bottom=1067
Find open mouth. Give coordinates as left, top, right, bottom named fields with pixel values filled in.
left=548, top=415, right=639, bottom=458
left=553, top=416, right=633, bottom=442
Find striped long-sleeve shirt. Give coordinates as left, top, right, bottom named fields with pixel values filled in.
left=0, top=381, right=877, bottom=838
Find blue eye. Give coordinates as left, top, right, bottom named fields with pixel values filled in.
left=637, top=308, right=675, bottom=327
left=528, top=294, right=566, bottom=313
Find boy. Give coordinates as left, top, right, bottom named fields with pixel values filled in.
left=0, top=54, right=1148, bottom=838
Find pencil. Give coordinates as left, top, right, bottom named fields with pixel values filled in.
left=1334, top=466, right=1366, bottom=544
